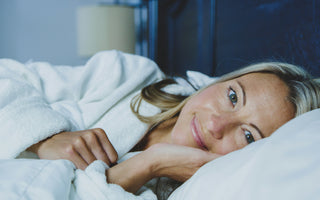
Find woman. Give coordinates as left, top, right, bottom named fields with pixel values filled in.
left=2, top=50, right=320, bottom=199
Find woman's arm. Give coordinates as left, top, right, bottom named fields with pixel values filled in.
left=30, top=131, right=218, bottom=194
left=106, top=143, right=220, bottom=193
left=106, top=151, right=153, bottom=193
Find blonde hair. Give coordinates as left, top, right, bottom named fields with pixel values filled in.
left=131, top=62, right=320, bottom=127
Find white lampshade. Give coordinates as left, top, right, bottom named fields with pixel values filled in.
left=77, top=5, right=135, bottom=57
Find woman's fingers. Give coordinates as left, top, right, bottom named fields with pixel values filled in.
left=64, top=143, right=90, bottom=170
left=73, top=135, right=96, bottom=165
left=34, top=129, right=118, bottom=170
left=94, top=128, right=118, bottom=164
left=83, top=131, right=112, bottom=166
left=81, top=128, right=118, bottom=166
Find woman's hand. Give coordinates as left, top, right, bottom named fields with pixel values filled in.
left=147, top=143, right=221, bottom=182
left=28, top=128, right=118, bottom=170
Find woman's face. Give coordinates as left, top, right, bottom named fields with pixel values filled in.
left=170, top=72, right=295, bottom=155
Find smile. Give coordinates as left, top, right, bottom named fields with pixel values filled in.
left=191, top=116, right=207, bottom=150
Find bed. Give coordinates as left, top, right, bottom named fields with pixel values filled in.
left=0, top=51, right=319, bottom=200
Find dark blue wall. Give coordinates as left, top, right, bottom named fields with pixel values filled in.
left=157, top=0, right=216, bottom=76
left=215, top=0, right=320, bottom=77
left=157, top=0, right=320, bottom=77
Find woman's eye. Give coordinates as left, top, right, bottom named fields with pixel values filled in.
left=228, top=87, right=238, bottom=106
left=244, top=130, right=255, bottom=144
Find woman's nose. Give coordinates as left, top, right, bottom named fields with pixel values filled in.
left=206, top=114, right=236, bottom=139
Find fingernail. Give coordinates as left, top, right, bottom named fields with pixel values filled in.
left=109, top=161, right=118, bottom=167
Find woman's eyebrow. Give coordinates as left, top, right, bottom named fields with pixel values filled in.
left=236, top=80, right=246, bottom=106
left=250, top=123, right=265, bottom=138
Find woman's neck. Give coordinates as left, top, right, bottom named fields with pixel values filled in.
left=131, top=117, right=177, bottom=151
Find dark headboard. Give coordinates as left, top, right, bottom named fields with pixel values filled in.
left=155, top=0, right=320, bottom=77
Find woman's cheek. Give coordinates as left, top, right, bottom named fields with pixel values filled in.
left=216, top=138, right=240, bottom=155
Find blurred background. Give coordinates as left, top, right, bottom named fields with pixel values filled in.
left=0, top=0, right=319, bottom=77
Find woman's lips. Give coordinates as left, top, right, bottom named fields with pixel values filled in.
left=191, top=116, right=207, bottom=150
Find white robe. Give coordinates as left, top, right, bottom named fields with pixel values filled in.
left=0, top=50, right=164, bottom=159
left=0, top=50, right=164, bottom=199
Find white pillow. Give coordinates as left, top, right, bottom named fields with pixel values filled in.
left=169, top=108, right=320, bottom=200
